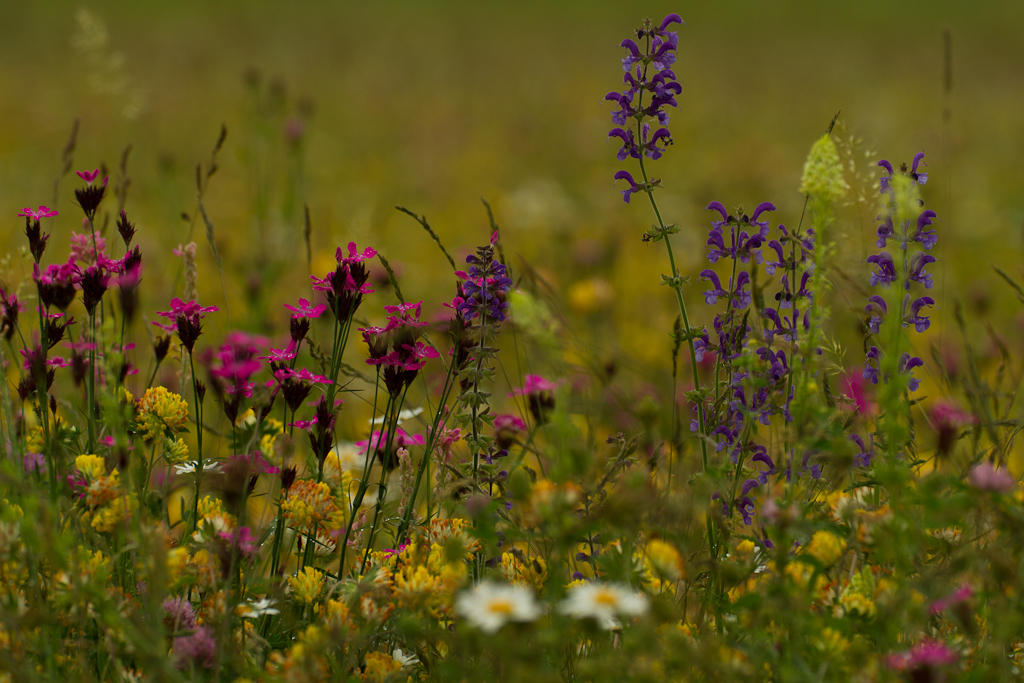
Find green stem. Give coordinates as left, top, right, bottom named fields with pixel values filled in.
left=188, top=351, right=204, bottom=535
left=396, top=357, right=459, bottom=541
left=637, top=150, right=708, bottom=474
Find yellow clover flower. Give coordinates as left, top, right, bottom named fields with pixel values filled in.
left=137, top=387, right=190, bottom=440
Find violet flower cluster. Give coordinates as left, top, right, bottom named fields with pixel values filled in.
left=606, top=13, right=684, bottom=202
left=863, top=152, right=935, bottom=392
left=694, top=201, right=827, bottom=527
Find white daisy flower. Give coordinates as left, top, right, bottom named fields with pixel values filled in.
left=392, top=648, right=419, bottom=668
left=558, top=582, right=649, bottom=630
left=455, top=581, right=542, bottom=634
left=370, top=406, right=424, bottom=426
left=238, top=598, right=280, bottom=619
left=173, top=460, right=224, bottom=475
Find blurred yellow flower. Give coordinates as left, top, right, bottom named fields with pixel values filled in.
left=137, top=387, right=190, bottom=441
left=806, top=531, right=846, bottom=566
left=645, top=539, right=685, bottom=581
left=567, top=277, right=614, bottom=315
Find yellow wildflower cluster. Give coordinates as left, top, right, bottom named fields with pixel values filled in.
left=192, top=495, right=236, bottom=545
left=282, top=480, right=338, bottom=531
left=163, top=437, right=189, bottom=464
left=136, top=387, right=190, bottom=441
left=835, top=567, right=879, bottom=619
left=373, top=542, right=465, bottom=615
left=73, top=455, right=136, bottom=533
left=75, top=454, right=106, bottom=479
left=361, top=651, right=402, bottom=682
left=806, top=530, right=847, bottom=566
left=500, top=550, right=548, bottom=592
left=289, top=567, right=326, bottom=605
left=422, top=517, right=477, bottom=551
left=265, top=624, right=330, bottom=682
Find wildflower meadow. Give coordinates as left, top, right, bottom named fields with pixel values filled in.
left=2, top=3, right=1024, bottom=682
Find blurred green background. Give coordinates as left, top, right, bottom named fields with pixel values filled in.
left=2, top=0, right=1023, bottom=392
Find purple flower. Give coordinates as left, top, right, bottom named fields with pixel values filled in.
left=865, top=295, right=887, bottom=334
left=639, top=123, right=672, bottom=160
left=693, top=333, right=711, bottom=362
left=908, top=152, right=928, bottom=185
left=913, top=209, right=938, bottom=250
left=906, top=296, right=935, bottom=332
left=878, top=152, right=928, bottom=195
left=763, top=239, right=785, bottom=275
left=604, top=91, right=635, bottom=126
left=863, top=346, right=881, bottom=385
left=751, top=446, right=776, bottom=485
left=866, top=252, right=898, bottom=287
left=613, top=170, right=643, bottom=203
left=908, top=252, right=937, bottom=289
left=608, top=128, right=637, bottom=161
left=606, top=13, right=684, bottom=202
left=849, top=434, right=873, bottom=468
left=698, top=270, right=729, bottom=305
left=899, top=352, right=925, bottom=392
left=619, top=38, right=642, bottom=72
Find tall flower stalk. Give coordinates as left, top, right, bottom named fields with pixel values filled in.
left=606, top=14, right=711, bottom=471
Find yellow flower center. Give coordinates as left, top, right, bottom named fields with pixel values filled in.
left=487, top=600, right=514, bottom=614
left=595, top=590, right=618, bottom=606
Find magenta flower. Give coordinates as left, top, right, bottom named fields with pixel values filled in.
left=70, top=230, right=107, bottom=267
left=886, top=640, right=957, bottom=674
left=23, top=452, right=47, bottom=475
left=284, top=298, right=327, bottom=319
left=154, top=298, right=219, bottom=353
left=510, top=374, right=561, bottom=422
left=20, top=346, right=70, bottom=370
left=218, top=526, right=258, bottom=558
left=397, top=341, right=440, bottom=370
left=968, top=462, right=1015, bottom=493
left=384, top=301, right=430, bottom=329
left=258, top=345, right=298, bottom=363
left=359, top=325, right=390, bottom=361
left=76, top=169, right=101, bottom=184
left=173, top=625, right=216, bottom=670
left=494, top=414, right=527, bottom=433
left=158, top=298, right=220, bottom=320
left=163, top=596, right=197, bottom=632
left=33, top=259, right=80, bottom=311
left=272, top=367, right=331, bottom=384
left=510, top=374, right=561, bottom=397
left=18, top=206, right=58, bottom=220
left=357, top=427, right=426, bottom=470
left=336, top=241, right=377, bottom=265
left=930, top=585, right=973, bottom=616
left=494, top=413, right=527, bottom=448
